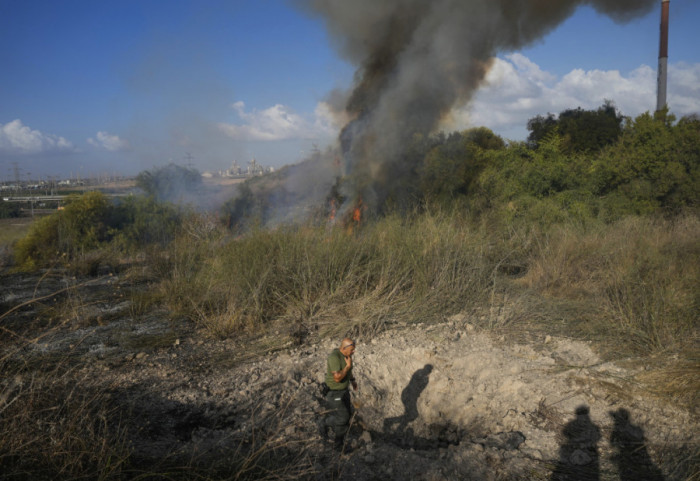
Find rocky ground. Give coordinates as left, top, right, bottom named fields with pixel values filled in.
left=1, top=270, right=697, bottom=480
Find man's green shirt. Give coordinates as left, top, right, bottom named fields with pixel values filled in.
left=325, top=348, right=354, bottom=390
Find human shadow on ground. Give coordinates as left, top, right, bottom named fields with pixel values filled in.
left=383, top=364, right=433, bottom=436
left=550, top=405, right=601, bottom=481
left=371, top=363, right=524, bottom=452
left=609, top=408, right=665, bottom=481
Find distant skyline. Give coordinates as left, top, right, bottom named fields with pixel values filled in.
left=1, top=0, right=699, bottom=180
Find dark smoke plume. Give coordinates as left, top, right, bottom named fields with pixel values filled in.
left=298, top=0, right=657, bottom=213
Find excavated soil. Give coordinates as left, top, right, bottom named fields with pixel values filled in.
left=1, top=270, right=697, bottom=480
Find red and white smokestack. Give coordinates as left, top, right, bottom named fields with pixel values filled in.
left=656, top=0, right=670, bottom=112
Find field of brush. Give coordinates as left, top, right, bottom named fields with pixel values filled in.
left=1, top=207, right=698, bottom=479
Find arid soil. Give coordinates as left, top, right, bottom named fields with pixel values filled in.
left=1, top=271, right=697, bottom=480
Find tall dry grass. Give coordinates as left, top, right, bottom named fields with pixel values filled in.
left=0, top=358, right=131, bottom=480
left=160, top=210, right=698, bottom=348
left=520, top=214, right=699, bottom=353
left=160, top=209, right=502, bottom=339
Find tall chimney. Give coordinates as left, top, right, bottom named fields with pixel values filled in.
left=656, top=0, right=670, bottom=112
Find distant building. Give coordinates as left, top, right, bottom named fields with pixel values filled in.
left=219, top=158, right=273, bottom=178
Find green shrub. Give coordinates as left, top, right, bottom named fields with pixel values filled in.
left=13, top=213, right=62, bottom=269
left=112, top=195, right=182, bottom=248
left=13, top=192, right=114, bottom=269
left=0, top=201, right=21, bottom=219
left=13, top=192, right=185, bottom=270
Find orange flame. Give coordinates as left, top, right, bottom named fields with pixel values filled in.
left=329, top=199, right=337, bottom=222
left=346, top=198, right=363, bottom=235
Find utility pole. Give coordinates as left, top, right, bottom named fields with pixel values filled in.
left=12, top=162, right=20, bottom=184
left=656, top=0, right=670, bottom=112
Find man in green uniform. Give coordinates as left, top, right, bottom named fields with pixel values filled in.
left=318, top=338, right=357, bottom=450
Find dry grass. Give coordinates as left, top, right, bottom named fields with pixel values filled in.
left=0, top=276, right=320, bottom=481
left=159, top=210, right=498, bottom=341
left=637, top=356, right=700, bottom=411
left=0, top=358, right=131, bottom=480
left=518, top=215, right=699, bottom=352
left=156, top=210, right=698, bottom=369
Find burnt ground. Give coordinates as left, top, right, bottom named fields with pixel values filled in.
left=1, top=270, right=697, bottom=480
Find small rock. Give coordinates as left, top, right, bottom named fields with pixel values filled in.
left=520, top=447, right=543, bottom=460
left=135, top=352, right=147, bottom=360
left=361, top=431, right=372, bottom=443
left=544, top=335, right=552, bottom=344
left=124, top=353, right=135, bottom=362
left=471, top=442, right=484, bottom=452
left=174, top=338, right=180, bottom=346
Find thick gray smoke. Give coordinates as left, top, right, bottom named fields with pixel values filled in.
left=298, top=0, right=657, bottom=212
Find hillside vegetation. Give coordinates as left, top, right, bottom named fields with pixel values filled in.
left=10, top=106, right=700, bottom=360
left=2, top=106, right=698, bottom=479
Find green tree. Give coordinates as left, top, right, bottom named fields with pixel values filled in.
left=0, top=201, right=21, bottom=218
left=590, top=109, right=700, bottom=214
left=528, top=101, right=624, bottom=153
left=419, top=128, right=504, bottom=203
left=136, top=163, right=202, bottom=202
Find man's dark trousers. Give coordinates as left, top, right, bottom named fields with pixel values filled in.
left=323, top=388, right=352, bottom=445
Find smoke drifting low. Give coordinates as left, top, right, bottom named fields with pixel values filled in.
left=299, top=0, right=657, bottom=212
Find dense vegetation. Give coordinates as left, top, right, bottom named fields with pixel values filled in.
left=0, top=201, right=21, bottom=219
left=13, top=191, right=183, bottom=272
left=221, top=107, right=698, bottom=229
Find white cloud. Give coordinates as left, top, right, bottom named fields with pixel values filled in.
left=87, top=131, right=130, bottom=151
left=451, top=55, right=700, bottom=139
left=218, top=101, right=339, bottom=141
left=0, top=119, right=75, bottom=154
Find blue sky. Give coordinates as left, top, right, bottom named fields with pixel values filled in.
left=1, top=0, right=699, bottom=180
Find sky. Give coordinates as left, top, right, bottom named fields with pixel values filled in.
left=1, top=0, right=699, bottom=180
